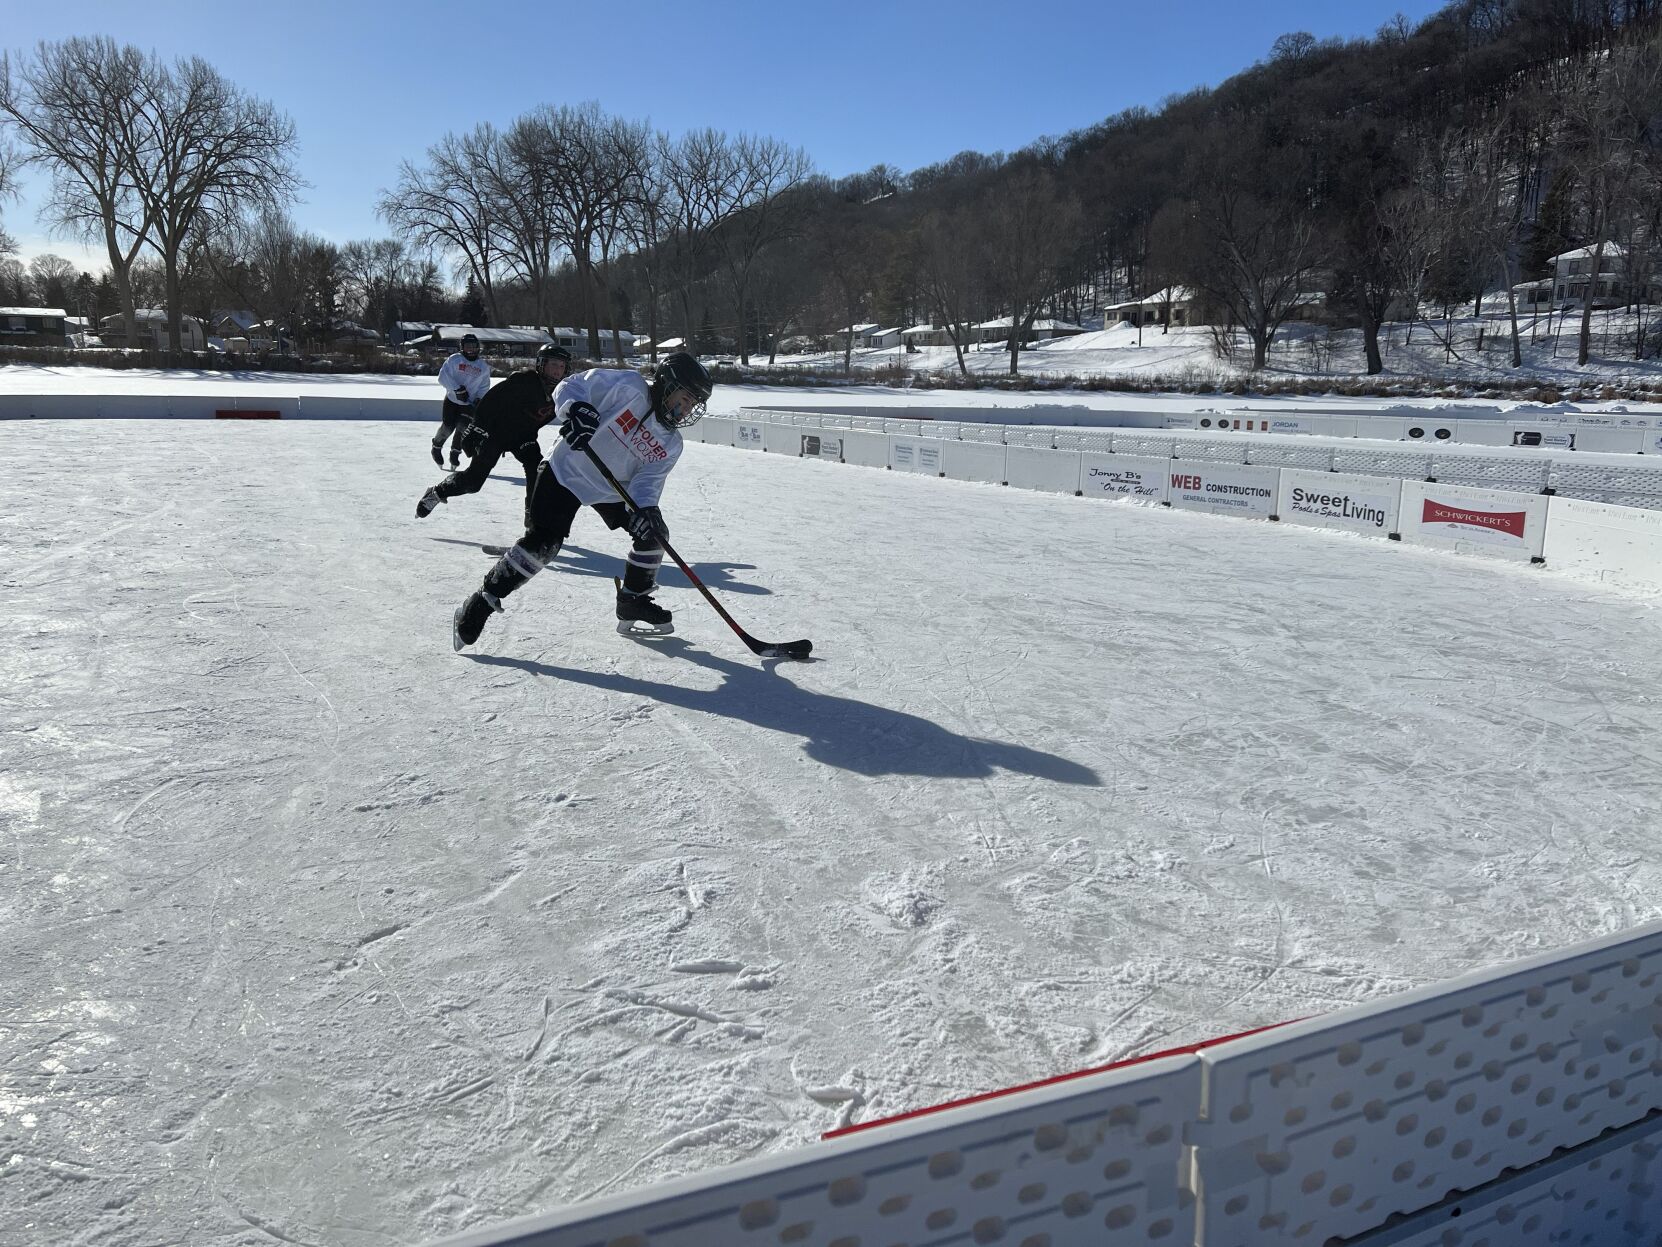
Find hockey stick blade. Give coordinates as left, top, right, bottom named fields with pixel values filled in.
left=747, top=636, right=813, bottom=660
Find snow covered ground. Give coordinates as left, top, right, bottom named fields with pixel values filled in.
left=5, top=400, right=1662, bottom=1247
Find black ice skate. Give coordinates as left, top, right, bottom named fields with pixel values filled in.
left=416, top=487, right=446, bottom=518
left=616, top=591, right=673, bottom=637
left=453, top=591, right=500, bottom=651
left=430, top=442, right=443, bottom=466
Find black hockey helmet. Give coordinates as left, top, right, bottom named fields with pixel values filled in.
left=536, top=342, right=572, bottom=385
left=651, top=352, right=713, bottom=428
left=459, top=332, right=481, bottom=359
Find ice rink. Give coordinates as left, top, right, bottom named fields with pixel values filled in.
left=4, top=417, right=1661, bottom=1246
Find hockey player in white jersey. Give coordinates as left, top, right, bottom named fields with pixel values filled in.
left=451, top=352, right=714, bottom=650
left=431, top=333, right=493, bottom=468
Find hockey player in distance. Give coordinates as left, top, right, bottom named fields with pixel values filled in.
left=451, top=352, right=714, bottom=650
left=431, top=332, right=493, bottom=468
left=416, top=344, right=572, bottom=525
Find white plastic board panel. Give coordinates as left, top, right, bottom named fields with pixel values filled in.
left=850, top=415, right=888, bottom=431
left=1543, top=496, right=1662, bottom=593
left=797, top=431, right=844, bottom=462
left=1572, top=427, right=1649, bottom=454
left=839, top=428, right=890, bottom=469
left=1190, top=920, right=1662, bottom=1247
left=1173, top=438, right=1249, bottom=464
left=733, top=420, right=766, bottom=451
left=763, top=421, right=803, bottom=454
left=1547, top=461, right=1662, bottom=498
left=1400, top=480, right=1549, bottom=561
left=429, top=1055, right=1201, bottom=1247
left=355, top=397, right=429, bottom=421
left=1333, top=447, right=1434, bottom=481
left=1006, top=445, right=1085, bottom=494
left=2, top=393, right=101, bottom=419
left=1504, top=421, right=1580, bottom=451
left=1343, top=1111, right=1662, bottom=1247
left=1306, top=415, right=1362, bottom=439
left=890, top=435, right=947, bottom=475
left=1164, top=414, right=1201, bottom=430
left=1166, top=461, right=1280, bottom=520
left=1400, top=417, right=1458, bottom=443
left=298, top=395, right=364, bottom=420
left=696, top=417, right=735, bottom=447
left=95, top=393, right=193, bottom=419
left=942, top=438, right=1008, bottom=485
left=1078, top=453, right=1170, bottom=505
left=1242, top=440, right=1337, bottom=471
left=1550, top=487, right=1662, bottom=513
left=1277, top=469, right=1402, bottom=539
left=1005, top=427, right=1060, bottom=449
left=1447, top=420, right=1511, bottom=447
left=228, top=395, right=302, bottom=419
left=1108, top=433, right=1176, bottom=459
left=1429, top=453, right=1550, bottom=494
left=957, top=423, right=1008, bottom=445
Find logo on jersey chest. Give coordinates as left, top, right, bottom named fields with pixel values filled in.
left=613, top=409, right=668, bottom=462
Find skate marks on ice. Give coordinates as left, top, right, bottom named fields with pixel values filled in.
left=466, top=641, right=1099, bottom=784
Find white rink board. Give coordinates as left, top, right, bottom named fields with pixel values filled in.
left=733, top=420, right=766, bottom=451
left=890, top=435, right=946, bottom=475
left=1191, top=919, right=1662, bottom=1247
left=1006, top=445, right=1084, bottom=494
left=695, top=416, right=735, bottom=446
left=839, top=428, right=890, bottom=468
left=796, top=431, right=844, bottom=461
left=1166, top=460, right=1280, bottom=519
left=762, top=421, right=804, bottom=454
left=1078, top=452, right=1169, bottom=504
left=432, top=1056, right=1201, bottom=1247
left=1277, top=469, right=1402, bottom=538
left=941, top=438, right=1007, bottom=485
left=1400, top=480, right=1548, bottom=562
left=1543, top=496, right=1662, bottom=593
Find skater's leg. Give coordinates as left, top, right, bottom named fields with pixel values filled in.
left=417, top=441, right=501, bottom=517
left=481, top=463, right=580, bottom=603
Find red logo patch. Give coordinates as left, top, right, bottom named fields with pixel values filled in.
left=1421, top=499, right=1526, bottom=537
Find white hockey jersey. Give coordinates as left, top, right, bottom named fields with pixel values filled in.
left=548, top=368, right=683, bottom=507
left=437, top=352, right=493, bottom=405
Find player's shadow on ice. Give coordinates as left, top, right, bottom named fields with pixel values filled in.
left=467, top=641, right=1099, bottom=785
left=427, top=537, right=768, bottom=595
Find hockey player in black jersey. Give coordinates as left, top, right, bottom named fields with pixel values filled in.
left=415, top=344, right=572, bottom=525
left=451, top=352, right=714, bottom=650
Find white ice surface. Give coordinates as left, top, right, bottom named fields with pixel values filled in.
left=4, top=414, right=1662, bottom=1246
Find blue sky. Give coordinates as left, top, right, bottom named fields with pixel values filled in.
left=3, top=0, right=1449, bottom=271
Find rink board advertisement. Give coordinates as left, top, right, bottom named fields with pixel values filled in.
left=1277, top=469, right=1402, bottom=538
left=734, top=420, right=765, bottom=450
left=891, top=436, right=945, bottom=475
left=799, top=433, right=842, bottom=461
left=1399, top=479, right=1548, bottom=561
left=1077, top=453, right=1169, bottom=504
left=1166, top=460, right=1280, bottom=519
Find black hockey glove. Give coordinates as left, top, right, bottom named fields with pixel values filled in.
left=626, top=505, right=667, bottom=544
left=458, top=420, right=490, bottom=457
left=453, top=389, right=473, bottom=406
left=560, top=400, right=600, bottom=451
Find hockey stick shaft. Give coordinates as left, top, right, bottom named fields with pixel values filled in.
left=579, top=443, right=810, bottom=658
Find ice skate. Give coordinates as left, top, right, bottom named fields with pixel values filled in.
left=416, top=487, right=446, bottom=519
left=616, top=590, right=673, bottom=637
left=452, top=591, right=499, bottom=651
left=430, top=442, right=443, bottom=466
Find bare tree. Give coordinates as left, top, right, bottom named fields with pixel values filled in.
left=979, top=168, right=1085, bottom=376
left=125, top=55, right=299, bottom=352
left=27, top=253, right=77, bottom=308
left=618, top=131, right=675, bottom=362
left=709, top=135, right=813, bottom=363
left=913, top=206, right=985, bottom=376
left=1560, top=33, right=1662, bottom=364
left=0, top=37, right=154, bottom=341
left=661, top=129, right=743, bottom=345
left=379, top=124, right=507, bottom=324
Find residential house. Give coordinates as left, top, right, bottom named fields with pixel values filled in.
left=901, top=324, right=954, bottom=347
left=971, top=316, right=1088, bottom=344
left=0, top=307, right=69, bottom=346
left=1102, top=287, right=1200, bottom=328
left=1547, top=244, right=1651, bottom=307
left=837, top=323, right=880, bottom=349
left=411, top=325, right=552, bottom=359
left=98, top=309, right=207, bottom=350
left=548, top=325, right=638, bottom=356
left=392, top=321, right=434, bottom=348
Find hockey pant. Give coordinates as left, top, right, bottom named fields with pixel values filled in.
left=433, top=398, right=473, bottom=455
left=435, top=436, right=544, bottom=524
left=480, top=462, right=664, bottom=605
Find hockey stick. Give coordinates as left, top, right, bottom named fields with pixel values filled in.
left=580, top=443, right=813, bottom=660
